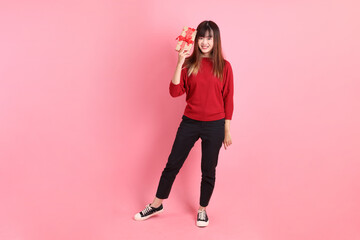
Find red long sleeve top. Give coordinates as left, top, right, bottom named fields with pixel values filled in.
left=169, top=57, right=234, bottom=121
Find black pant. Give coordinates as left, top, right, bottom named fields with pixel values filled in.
left=155, top=115, right=225, bottom=207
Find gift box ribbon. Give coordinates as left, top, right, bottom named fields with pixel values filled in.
left=176, top=27, right=196, bottom=49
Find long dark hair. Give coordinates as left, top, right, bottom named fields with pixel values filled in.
left=183, top=20, right=226, bottom=81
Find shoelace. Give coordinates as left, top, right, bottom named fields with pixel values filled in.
left=141, top=204, right=153, bottom=215
left=198, top=210, right=206, bottom=220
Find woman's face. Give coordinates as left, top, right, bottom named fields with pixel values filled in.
left=198, top=30, right=214, bottom=57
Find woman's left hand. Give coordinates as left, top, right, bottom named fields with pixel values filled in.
left=223, top=130, right=232, bottom=150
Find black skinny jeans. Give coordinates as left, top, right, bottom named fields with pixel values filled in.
left=155, top=115, right=225, bottom=207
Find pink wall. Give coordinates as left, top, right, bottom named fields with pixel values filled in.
left=1, top=0, right=359, bottom=239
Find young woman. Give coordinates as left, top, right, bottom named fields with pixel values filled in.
left=134, top=20, right=234, bottom=227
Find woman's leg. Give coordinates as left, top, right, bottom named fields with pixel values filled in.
left=155, top=116, right=200, bottom=200
left=198, top=206, right=206, bottom=211
left=198, top=118, right=225, bottom=208
left=134, top=116, right=201, bottom=221
left=150, top=197, right=163, bottom=208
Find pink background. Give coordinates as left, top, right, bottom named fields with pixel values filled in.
left=1, top=0, right=359, bottom=239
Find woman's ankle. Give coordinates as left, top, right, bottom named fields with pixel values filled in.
left=150, top=203, right=161, bottom=208
left=150, top=198, right=163, bottom=208
left=198, top=206, right=206, bottom=211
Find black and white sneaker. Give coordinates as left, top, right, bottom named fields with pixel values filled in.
left=196, top=209, right=209, bottom=227
left=134, top=203, right=164, bottom=221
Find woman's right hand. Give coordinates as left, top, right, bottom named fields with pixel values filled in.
left=177, top=47, right=190, bottom=66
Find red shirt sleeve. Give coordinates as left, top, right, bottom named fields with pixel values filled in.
left=169, top=67, right=187, bottom=97
left=223, top=61, right=234, bottom=120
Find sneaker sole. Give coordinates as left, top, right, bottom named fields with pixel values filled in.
left=196, top=219, right=209, bottom=227
left=134, top=208, right=164, bottom=221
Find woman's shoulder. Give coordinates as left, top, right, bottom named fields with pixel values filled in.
left=223, top=59, right=232, bottom=69
left=223, top=58, right=231, bottom=64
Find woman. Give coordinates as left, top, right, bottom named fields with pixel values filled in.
left=134, top=20, right=234, bottom=227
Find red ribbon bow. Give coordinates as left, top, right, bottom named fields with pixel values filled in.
left=176, top=27, right=196, bottom=49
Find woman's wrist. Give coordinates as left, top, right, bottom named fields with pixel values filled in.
left=176, top=62, right=183, bottom=69
left=225, top=119, right=231, bottom=133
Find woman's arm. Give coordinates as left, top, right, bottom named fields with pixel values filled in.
left=224, top=119, right=232, bottom=150
left=171, top=64, right=182, bottom=85
left=225, top=119, right=231, bottom=132
left=169, top=48, right=189, bottom=97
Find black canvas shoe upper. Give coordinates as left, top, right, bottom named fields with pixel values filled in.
left=140, top=204, right=163, bottom=217
left=197, top=210, right=209, bottom=222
